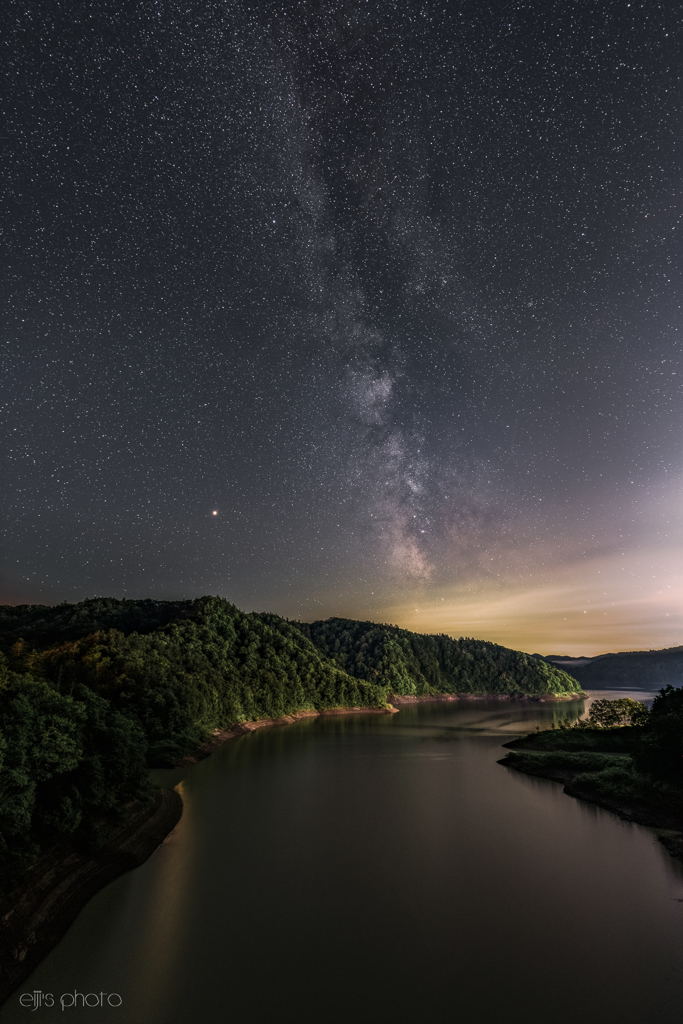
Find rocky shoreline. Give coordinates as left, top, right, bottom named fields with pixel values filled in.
left=453, top=692, right=585, bottom=703
left=0, top=787, right=183, bottom=1007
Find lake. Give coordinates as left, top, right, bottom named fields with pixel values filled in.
left=4, top=696, right=683, bottom=1024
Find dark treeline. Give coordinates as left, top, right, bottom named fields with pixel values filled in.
left=0, top=596, right=580, bottom=888
left=0, top=598, right=192, bottom=649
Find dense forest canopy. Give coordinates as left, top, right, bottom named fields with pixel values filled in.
left=291, top=616, right=578, bottom=698
left=0, top=596, right=581, bottom=888
left=0, top=598, right=192, bottom=649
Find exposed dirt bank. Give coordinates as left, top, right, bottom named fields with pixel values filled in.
left=389, top=694, right=459, bottom=705
left=179, top=692, right=585, bottom=766
left=456, top=692, right=585, bottom=702
left=178, top=705, right=399, bottom=765
left=0, top=787, right=183, bottom=1007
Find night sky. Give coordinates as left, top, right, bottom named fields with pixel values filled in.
left=3, top=0, right=682, bottom=654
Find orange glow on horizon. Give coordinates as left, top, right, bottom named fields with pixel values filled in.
left=374, top=549, right=682, bottom=656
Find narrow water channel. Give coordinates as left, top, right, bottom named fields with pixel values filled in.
left=4, top=697, right=683, bottom=1024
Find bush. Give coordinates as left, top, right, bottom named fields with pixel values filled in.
left=506, top=750, right=631, bottom=774
left=508, top=727, right=642, bottom=753
left=584, top=698, right=649, bottom=729
left=571, top=765, right=646, bottom=801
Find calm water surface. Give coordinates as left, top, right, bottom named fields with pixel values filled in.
left=4, top=697, right=683, bottom=1024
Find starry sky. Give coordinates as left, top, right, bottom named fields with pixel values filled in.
left=3, top=0, right=682, bottom=655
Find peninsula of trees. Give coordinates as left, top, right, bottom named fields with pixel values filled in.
left=500, top=690, right=683, bottom=862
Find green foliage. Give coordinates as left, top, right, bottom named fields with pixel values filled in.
left=570, top=765, right=657, bottom=803
left=0, top=594, right=585, bottom=886
left=0, top=598, right=191, bottom=651
left=528, top=688, right=683, bottom=785
left=25, top=602, right=386, bottom=763
left=0, top=655, right=150, bottom=889
left=635, top=685, right=683, bottom=781
left=505, top=749, right=632, bottom=773
left=291, top=617, right=582, bottom=697
left=583, top=697, right=649, bottom=729
left=507, top=689, right=683, bottom=813
left=508, top=726, right=642, bottom=753
left=504, top=748, right=676, bottom=808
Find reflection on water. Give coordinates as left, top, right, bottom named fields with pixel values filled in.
left=125, top=781, right=192, bottom=1022
left=584, top=687, right=660, bottom=706
left=3, top=699, right=683, bottom=1024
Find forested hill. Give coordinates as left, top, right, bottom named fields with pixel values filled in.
left=0, top=597, right=387, bottom=768
left=0, top=597, right=584, bottom=712
left=287, top=616, right=580, bottom=699
left=0, top=598, right=191, bottom=649
left=0, top=596, right=580, bottom=885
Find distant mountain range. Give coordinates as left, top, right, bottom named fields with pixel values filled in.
left=534, top=647, right=683, bottom=690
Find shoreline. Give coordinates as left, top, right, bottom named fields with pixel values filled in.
left=452, top=692, right=585, bottom=703
left=0, top=787, right=183, bottom=1007
left=499, top=754, right=683, bottom=864
left=0, top=692, right=586, bottom=1006
left=177, top=704, right=399, bottom=765
left=178, top=690, right=586, bottom=766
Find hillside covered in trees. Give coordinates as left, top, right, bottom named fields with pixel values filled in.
left=292, top=615, right=577, bottom=699
left=0, top=596, right=581, bottom=886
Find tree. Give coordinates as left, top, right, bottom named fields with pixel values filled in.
left=635, top=686, right=683, bottom=780
left=587, top=698, right=649, bottom=729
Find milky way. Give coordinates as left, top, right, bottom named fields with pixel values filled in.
left=3, top=1, right=682, bottom=653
